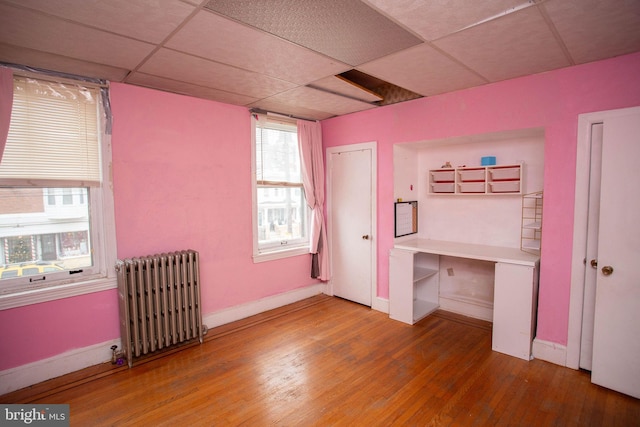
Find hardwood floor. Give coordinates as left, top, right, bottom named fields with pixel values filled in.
left=2, top=295, right=639, bottom=426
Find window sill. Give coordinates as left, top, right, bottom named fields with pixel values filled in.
left=0, top=277, right=117, bottom=310
left=253, top=247, right=309, bottom=263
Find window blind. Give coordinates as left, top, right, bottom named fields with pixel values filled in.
left=255, top=115, right=302, bottom=186
left=0, top=76, right=101, bottom=186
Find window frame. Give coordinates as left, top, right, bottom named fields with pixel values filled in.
left=0, top=73, right=117, bottom=310
left=251, top=114, right=310, bottom=263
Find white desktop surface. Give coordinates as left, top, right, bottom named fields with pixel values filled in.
left=394, top=238, right=539, bottom=266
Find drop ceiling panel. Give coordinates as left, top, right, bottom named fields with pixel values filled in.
left=166, top=10, right=350, bottom=85
left=249, top=98, right=335, bottom=121
left=137, top=48, right=297, bottom=99
left=126, top=72, right=259, bottom=106
left=204, top=0, right=423, bottom=66
left=434, top=7, right=571, bottom=82
left=365, top=0, right=530, bottom=41
left=358, top=43, right=488, bottom=96
left=309, top=76, right=383, bottom=103
left=256, top=86, right=377, bottom=117
left=0, top=43, right=130, bottom=82
left=542, top=0, right=640, bottom=64
left=0, top=3, right=155, bottom=69
left=3, top=0, right=196, bottom=44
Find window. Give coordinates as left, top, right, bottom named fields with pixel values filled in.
left=252, top=114, right=309, bottom=261
left=0, top=73, right=116, bottom=307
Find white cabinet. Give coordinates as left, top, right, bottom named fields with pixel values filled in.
left=429, top=163, right=523, bottom=195
left=493, top=262, right=538, bottom=360
left=389, top=249, right=439, bottom=325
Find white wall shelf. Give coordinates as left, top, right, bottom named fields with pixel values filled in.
left=429, top=163, right=523, bottom=195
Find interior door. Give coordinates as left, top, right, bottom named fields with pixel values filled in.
left=579, top=123, right=603, bottom=371
left=328, top=147, right=373, bottom=306
left=590, top=111, right=640, bottom=398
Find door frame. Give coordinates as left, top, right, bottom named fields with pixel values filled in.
left=326, top=141, right=377, bottom=308
left=566, top=106, right=640, bottom=369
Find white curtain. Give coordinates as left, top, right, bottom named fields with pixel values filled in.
left=297, top=119, right=329, bottom=281
left=0, top=67, right=13, bottom=163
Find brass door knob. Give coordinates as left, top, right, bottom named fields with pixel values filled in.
left=601, top=265, right=614, bottom=276
left=590, top=259, right=598, bottom=268
left=362, top=235, right=370, bottom=240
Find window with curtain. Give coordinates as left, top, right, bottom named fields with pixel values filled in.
left=0, top=75, right=115, bottom=300
left=252, top=114, right=309, bottom=261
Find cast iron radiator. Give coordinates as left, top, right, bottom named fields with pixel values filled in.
left=116, top=250, right=206, bottom=367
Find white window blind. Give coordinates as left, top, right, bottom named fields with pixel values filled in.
left=0, top=76, right=101, bottom=186
left=255, top=115, right=302, bottom=187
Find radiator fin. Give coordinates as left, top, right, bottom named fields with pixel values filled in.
left=116, top=250, right=205, bottom=367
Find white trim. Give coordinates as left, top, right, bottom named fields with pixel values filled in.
left=567, top=106, right=640, bottom=369
left=325, top=142, right=378, bottom=306
left=0, top=338, right=121, bottom=395
left=252, top=247, right=309, bottom=263
left=372, top=296, right=389, bottom=314
left=0, top=277, right=117, bottom=310
left=532, top=338, right=567, bottom=366
left=203, top=283, right=327, bottom=329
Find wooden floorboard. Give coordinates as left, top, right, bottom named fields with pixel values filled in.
left=2, top=295, right=639, bottom=426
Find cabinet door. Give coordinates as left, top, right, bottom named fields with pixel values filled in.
left=389, top=249, right=416, bottom=325
left=492, top=263, right=537, bottom=360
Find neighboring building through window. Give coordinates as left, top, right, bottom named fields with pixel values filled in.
left=252, top=114, right=309, bottom=261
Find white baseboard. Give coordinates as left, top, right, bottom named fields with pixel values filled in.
left=532, top=338, right=568, bottom=367
left=203, top=283, right=327, bottom=329
left=1, top=284, right=327, bottom=396
left=372, top=296, right=389, bottom=314
left=438, top=296, right=493, bottom=322
left=0, top=338, right=121, bottom=395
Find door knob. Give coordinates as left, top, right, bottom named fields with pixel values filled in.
left=601, top=265, right=614, bottom=276
left=590, top=259, right=598, bottom=268
left=362, top=235, right=370, bottom=240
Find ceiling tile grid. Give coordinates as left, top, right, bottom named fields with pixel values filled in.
left=0, top=3, right=156, bottom=69
left=433, top=6, right=571, bottom=82
left=126, top=72, right=259, bottom=106
left=204, top=0, right=423, bottom=66
left=2, top=0, right=196, bottom=44
left=165, top=10, right=351, bottom=85
left=541, top=0, right=640, bottom=64
left=0, top=0, right=638, bottom=120
left=364, top=0, right=532, bottom=42
left=138, top=48, right=297, bottom=100
left=357, top=43, right=488, bottom=96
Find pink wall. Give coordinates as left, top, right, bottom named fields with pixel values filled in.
left=0, top=84, right=318, bottom=371
left=321, top=52, right=640, bottom=346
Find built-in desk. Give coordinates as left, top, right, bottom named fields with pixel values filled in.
left=389, top=238, right=540, bottom=360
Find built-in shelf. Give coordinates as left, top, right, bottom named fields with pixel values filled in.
left=414, top=266, right=438, bottom=283
left=429, top=163, right=523, bottom=195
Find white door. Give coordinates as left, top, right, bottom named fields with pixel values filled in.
left=590, top=111, right=640, bottom=398
left=579, top=123, right=603, bottom=371
left=328, top=144, right=375, bottom=306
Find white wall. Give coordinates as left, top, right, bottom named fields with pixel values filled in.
left=406, top=128, right=545, bottom=247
